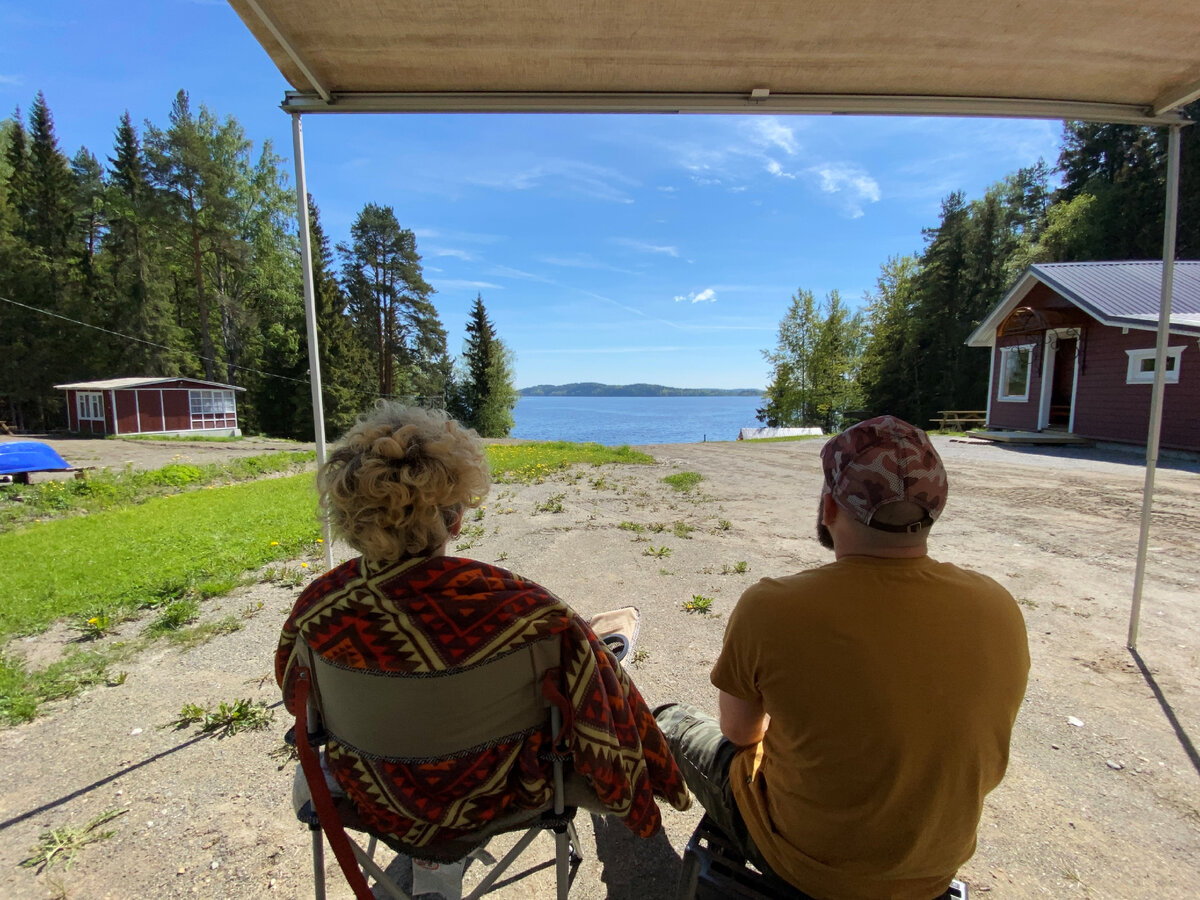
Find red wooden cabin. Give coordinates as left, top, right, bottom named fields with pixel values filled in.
left=967, top=262, right=1200, bottom=453
left=53, top=377, right=245, bottom=437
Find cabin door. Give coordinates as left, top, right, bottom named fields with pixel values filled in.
left=1048, top=336, right=1077, bottom=429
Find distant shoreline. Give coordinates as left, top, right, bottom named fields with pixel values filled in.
left=519, top=382, right=762, bottom=398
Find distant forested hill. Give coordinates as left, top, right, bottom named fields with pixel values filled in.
left=519, top=383, right=762, bottom=397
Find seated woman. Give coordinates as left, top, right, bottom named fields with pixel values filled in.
left=276, top=403, right=689, bottom=858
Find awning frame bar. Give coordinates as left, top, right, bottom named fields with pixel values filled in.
left=279, top=90, right=1190, bottom=126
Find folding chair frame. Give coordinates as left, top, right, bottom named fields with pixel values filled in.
left=290, top=643, right=583, bottom=900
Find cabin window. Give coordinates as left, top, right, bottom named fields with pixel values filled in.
left=1125, top=347, right=1183, bottom=385
left=997, top=345, right=1034, bottom=401
left=77, top=391, right=104, bottom=422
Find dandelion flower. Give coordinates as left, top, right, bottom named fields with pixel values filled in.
left=316, top=538, right=323, bottom=543
left=301, top=562, right=309, bottom=568
left=270, top=541, right=279, bottom=546
left=88, top=617, right=100, bottom=626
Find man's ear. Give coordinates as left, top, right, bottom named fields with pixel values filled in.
left=448, top=510, right=464, bottom=536
left=821, top=492, right=839, bottom=527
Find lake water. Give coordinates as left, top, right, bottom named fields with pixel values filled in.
left=510, top=395, right=765, bottom=445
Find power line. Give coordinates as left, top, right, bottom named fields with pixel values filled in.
left=0, top=293, right=311, bottom=386
left=0, top=294, right=446, bottom=406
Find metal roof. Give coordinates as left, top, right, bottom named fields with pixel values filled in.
left=53, top=377, right=245, bottom=391
left=228, top=0, right=1200, bottom=124
left=967, top=261, right=1200, bottom=346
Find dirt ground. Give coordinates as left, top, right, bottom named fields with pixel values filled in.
left=1, top=434, right=1199, bottom=899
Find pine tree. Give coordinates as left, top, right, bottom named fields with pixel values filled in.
left=339, top=203, right=437, bottom=400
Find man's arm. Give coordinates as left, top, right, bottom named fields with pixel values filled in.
left=718, top=690, right=768, bottom=747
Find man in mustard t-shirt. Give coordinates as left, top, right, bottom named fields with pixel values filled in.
left=656, top=416, right=1029, bottom=900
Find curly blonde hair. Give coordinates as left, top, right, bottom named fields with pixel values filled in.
left=318, top=403, right=491, bottom=562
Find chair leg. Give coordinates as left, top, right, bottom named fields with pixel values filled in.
left=310, top=824, right=326, bottom=900
left=674, top=846, right=700, bottom=900
left=464, top=827, right=542, bottom=900
left=555, top=827, right=570, bottom=900
left=566, top=820, right=583, bottom=862
left=347, top=838, right=412, bottom=900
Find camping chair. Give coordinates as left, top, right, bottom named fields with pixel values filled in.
left=289, top=636, right=583, bottom=900
left=675, top=816, right=969, bottom=900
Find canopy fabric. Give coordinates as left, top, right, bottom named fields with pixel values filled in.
left=230, top=0, right=1200, bottom=123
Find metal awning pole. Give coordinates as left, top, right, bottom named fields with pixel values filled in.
left=1128, top=123, right=1182, bottom=650
left=291, top=112, right=334, bottom=570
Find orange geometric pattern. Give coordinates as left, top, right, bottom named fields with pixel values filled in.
left=277, top=555, right=689, bottom=853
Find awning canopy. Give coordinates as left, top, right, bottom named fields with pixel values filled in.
left=230, top=0, right=1200, bottom=124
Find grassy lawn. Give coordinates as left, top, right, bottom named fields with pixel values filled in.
left=0, top=474, right=322, bottom=640
left=0, top=450, right=315, bottom=531
left=0, top=440, right=655, bottom=723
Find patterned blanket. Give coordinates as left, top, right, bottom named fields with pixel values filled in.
left=276, top=555, right=690, bottom=853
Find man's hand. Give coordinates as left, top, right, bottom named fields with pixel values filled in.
left=719, top=690, right=768, bottom=746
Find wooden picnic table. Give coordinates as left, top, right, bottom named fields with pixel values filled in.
left=930, top=409, right=987, bottom=430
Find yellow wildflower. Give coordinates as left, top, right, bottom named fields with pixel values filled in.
left=270, top=541, right=279, bottom=546
left=88, top=617, right=100, bottom=626
left=300, top=562, right=309, bottom=568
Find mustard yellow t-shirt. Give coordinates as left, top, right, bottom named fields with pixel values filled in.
left=710, top=556, right=1029, bottom=900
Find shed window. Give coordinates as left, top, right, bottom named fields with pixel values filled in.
left=189, top=390, right=236, bottom=415
left=997, top=345, right=1034, bottom=402
left=1125, top=347, right=1183, bottom=385
left=77, top=391, right=104, bottom=422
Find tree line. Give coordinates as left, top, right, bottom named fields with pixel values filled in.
left=0, top=91, right=517, bottom=439
left=759, top=108, right=1200, bottom=432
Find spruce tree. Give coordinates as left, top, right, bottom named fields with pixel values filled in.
left=105, top=110, right=185, bottom=375
left=454, top=295, right=517, bottom=437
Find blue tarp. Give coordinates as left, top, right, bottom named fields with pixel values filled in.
left=0, top=441, right=72, bottom=475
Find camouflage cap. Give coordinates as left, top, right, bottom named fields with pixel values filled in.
left=820, top=416, right=947, bottom=532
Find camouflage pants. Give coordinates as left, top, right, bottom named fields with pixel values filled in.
left=652, top=702, right=771, bottom=872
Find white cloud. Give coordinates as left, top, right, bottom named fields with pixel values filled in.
left=613, top=238, right=679, bottom=257
left=539, top=254, right=638, bottom=275
left=674, top=288, right=717, bottom=303
left=0, top=75, right=24, bottom=86
left=435, top=279, right=502, bottom=290
left=765, top=159, right=796, bottom=180
left=749, top=118, right=799, bottom=155
left=808, top=164, right=882, bottom=218
left=427, top=247, right=475, bottom=261
left=658, top=185, right=679, bottom=193
left=464, top=158, right=637, bottom=204
left=522, top=345, right=687, bottom=355
left=413, top=228, right=503, bottom=244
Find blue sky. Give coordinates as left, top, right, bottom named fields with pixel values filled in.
left=4, top=1, right=1064, bottom=390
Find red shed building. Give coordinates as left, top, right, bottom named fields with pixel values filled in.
left=53, top=377, right=245, bottom=437
left=966, top=261, right=1200, bottom=452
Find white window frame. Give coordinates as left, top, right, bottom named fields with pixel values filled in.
left=188, top=389, right=237, bottom=429
left=1125, top=346, right=1183, bottom=385
left=997, top=344, right=1035, bottom=402
left=77, top=391, right=104, bottom=422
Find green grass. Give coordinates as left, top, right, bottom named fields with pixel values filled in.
left=0, top=473, right=320, bottom=640
left=487, top=441, right=653, bottom=483
left=0, top=450, right=315, bottom=531
left=662, top=471, right=703, bottom=492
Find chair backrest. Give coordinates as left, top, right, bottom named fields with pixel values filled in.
left=305, top=638, right=561, bottom=759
